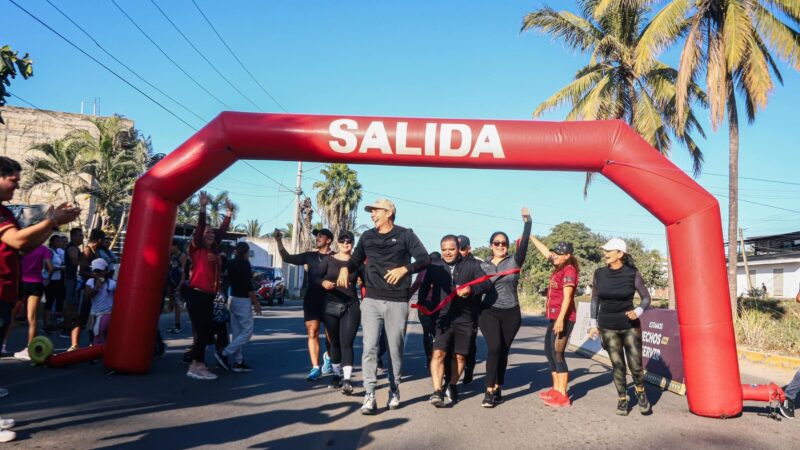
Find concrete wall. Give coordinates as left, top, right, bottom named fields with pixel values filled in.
left=0, top=105, right=134, bottom=228
left=736, top=259, right=800, bottom=299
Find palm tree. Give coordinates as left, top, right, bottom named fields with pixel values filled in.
left=313, top=163, right=363, bottom=239
left=177, top=194, right=200, bottom=225
left=205, top=190, right=238, bottom=227
left=24, top=137, right=91, bottom=205
left=521, top=0, right=708, bottom=195
left=244, top=219, right=263, bottom=238
left=646, top=0, right=800, bottom=312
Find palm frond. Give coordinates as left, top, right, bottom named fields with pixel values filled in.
left=753, top=3, right=800, bottom=71
left=723, top=0, right=755, bottom=72
left=675, top=15, right=705, bottom=130
left=521, top=8, right=602, bottom=52
left=532, top=66, right=605, bottom=117
left=763, top=0, right=800, bottom=26
left=635, top=0, right=691, bottom=74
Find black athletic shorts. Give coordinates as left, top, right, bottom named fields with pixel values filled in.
left=433, top=320, right=474, bottom=355
left=21, top=282, right=44, bottom=298
left=303, top=299, right=324, bottom=322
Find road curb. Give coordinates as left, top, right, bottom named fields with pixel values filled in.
left=738, top=348, right=800, bottom=371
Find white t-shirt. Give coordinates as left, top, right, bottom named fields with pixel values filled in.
left=49, top=248, right=65, bottom=281
left=86, top=278, right=115, bottom=314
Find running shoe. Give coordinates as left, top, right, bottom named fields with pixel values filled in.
left=67, top=345, right=78, bottom=352
left=232, top=362, right=253, bottom=372
left=539, top=388, right=555, bottom=401
left=0, top=430, right=15, bottom=443
left=616, top=397, right=629, bottom=416
left=544, top=391, right=571, bottom=407
left=360, top=393, right=377, bottom=415
left=388, top=388, right=400, bottom=410
left=329, top=375, right=343, bottom=389
left=429, top=390, right=445, bottom=408
left=493, top=387, right=504, bottom=404
left=635, top=389, right=651, bottom=415
left=0, top=417, right=15, bottom=429
left=481, top=391, right=496, bottom=408
left=779, top=399, right=795, bottom=419
left=445, top=384, right=458, bottom=406
left=306, top=366, right=322, bottom=381
left=321, top=352, right=333, bottom=374
left=186, top=367, right=218, bottom=380
left=12, top=349, right=30, bottom=361
left=214, top=350, right=230, bottom=371
left=341, top=380, right=353, bottom=396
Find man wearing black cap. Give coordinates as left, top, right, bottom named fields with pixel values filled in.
left=457, top=235, right=479, bottom=385
left=274, top=227, right=334, bottom=381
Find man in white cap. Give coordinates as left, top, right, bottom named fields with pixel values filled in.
left=338, top=199, right=430, bottom=414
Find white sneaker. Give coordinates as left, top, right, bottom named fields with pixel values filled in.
left=13, top=349, right=30, bottom=361
left=0, top=418, right=14, bottom=429
left=388, top=388, right=400, bottom=410
left=360, top=393, right=376, bottom=415
left=0, top=388, right=8, bottom=398
left=0, top=429, right=14, bottom=442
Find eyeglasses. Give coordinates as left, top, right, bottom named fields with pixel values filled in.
left=338, top=239, right=353, bottom=244
left=492, top=241, right=508, bottom=247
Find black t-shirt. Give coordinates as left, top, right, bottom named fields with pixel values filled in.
left=418, top=256, right=489, bottom=324
left=228, top=258, right=253, bottom=298
left=315, top=257, right=358, bottom=303
left=282, top=250, right=333, bottom=302
left=591, top=265, right=649, bottom=330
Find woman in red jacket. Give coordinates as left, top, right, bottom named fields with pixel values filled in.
left=185, top=191, right=232, bottom=380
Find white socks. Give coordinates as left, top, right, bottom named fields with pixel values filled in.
left=343, top=365, right=353, bottom=380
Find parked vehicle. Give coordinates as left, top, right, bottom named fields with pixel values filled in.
left=252, top=266, right=286, bottom=305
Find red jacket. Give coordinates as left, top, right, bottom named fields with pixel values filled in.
left=188, top=211, right=230, bottom=293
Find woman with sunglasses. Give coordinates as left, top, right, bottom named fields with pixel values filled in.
left=478, top=207, right=531, bottom=408
left=316, top=230, right=361, bottom=394
left=588, top=238, right=652, bottom=416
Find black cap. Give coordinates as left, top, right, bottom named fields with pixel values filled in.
left=312, top=228, right=334, bottom=240
left=457, top=235, right=471, bottom=250
left=338, top=230, right=355, bottom=242
left=552, top=241, right=574, bottom=255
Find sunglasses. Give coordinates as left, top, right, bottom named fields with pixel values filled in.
left=492, top=241, right=508, bottom=247
left=338, top=239, right=353, bottom=244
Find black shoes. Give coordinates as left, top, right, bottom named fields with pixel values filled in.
left=446, top=384, right=458, bottom=405
left=616, top=397, right=629, bottom=416
left=481, top=391, right=497, bottom=408
left=494, top=387, right=503, bottom=404
left=635, top=388, right=651, bottom=415
left=779, top=398, right=795, bottom=419
left=329, top=375, right=343, bottom=389
left=430, top=390, right=446, bottom=408
left=341, top=380, right=353, bottom=395
left=232, top=362, right=252, bottom=372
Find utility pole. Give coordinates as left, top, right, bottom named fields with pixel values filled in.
left=288, top=161, right=303, bottom=297
left=739, top=228, right=752, bottom=293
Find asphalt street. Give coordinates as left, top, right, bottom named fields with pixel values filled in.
left=0, top=300, right=798, bottom=449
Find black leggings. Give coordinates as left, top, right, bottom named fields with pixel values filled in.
left=418, top=311, right=436, bottom=363
left=478, top=305, right=521, bottom=389
left=322, top=301, right=361, bottom=367
left=600, top=327, right=644, bottom=397
left=185, top=289, right=215, bottom=363
left=544, top=319, right=574, bottom=373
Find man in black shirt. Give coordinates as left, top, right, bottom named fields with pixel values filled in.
left=337, top=199, right=430, bottom=414
left=217, top=242, right=261, bottom=372
left=274, top=227, right=334, bottom=381
left=421, top=235, right=489, bottom=407
left=457, top=234, right=480, bottom=385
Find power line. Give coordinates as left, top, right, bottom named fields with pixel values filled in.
left=240, top=161, right=294, bottom=192
left=149, top=0, right=264, bottom=112
left=44, top=0, right=207, bottom=125
left=7, top=0, right=197, bottom=131
left=703, top=171, right=800, bottom=186
left=109, top=0, right=232, bottom=110
left=190, top=0, right=288, bottom=112
left=10, top=94, right=88, bottom=134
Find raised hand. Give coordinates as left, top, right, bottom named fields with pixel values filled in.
left=52, top=203, right=81, bottom=225
left=198, top=191, right=209, bottom=207
left=224, top=197, right=234, bottom=214
left=521, top=207, right=531, bottom=223
left=272, top=228, right=283, bottom=240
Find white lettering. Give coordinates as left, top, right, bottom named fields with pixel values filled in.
left=424, top=123, right=437, bottom=156
left=439, top=124, right=471, bottom=157
left=471, top=125, right=505, bottom=158
left=359, top=121, right=392, bottom=154
left=642, top=346, right=662, bottom=361
left=649, top=321, right=664, bottom=330
left=395, top=122, right=421, bottom=155
left=642, top=331, right=663, bottom=345
left=328, top=119, right=358, bottom=153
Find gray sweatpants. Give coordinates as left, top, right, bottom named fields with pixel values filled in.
left=361, top=297, right=409, bottom=394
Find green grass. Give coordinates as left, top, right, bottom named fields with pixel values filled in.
left=735, top=298, right=800, bottom=357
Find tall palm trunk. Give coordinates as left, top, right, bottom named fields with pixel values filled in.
left=726, top=83, right=740, bottom=316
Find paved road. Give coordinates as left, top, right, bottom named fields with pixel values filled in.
left=0, top=300, right=797, bottom=449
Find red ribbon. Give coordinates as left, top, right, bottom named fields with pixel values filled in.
left=412, top=268, right=521, bottom=316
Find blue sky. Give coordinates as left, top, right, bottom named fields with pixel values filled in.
left=4, top=0, right=798, bottom=254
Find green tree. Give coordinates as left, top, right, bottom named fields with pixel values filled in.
left=652, top=0, right=800, bottom=313
left=313, top=164, right=363, bottom=240
left=204, top=190, right=238, bottom=227
left=24, top=138, right=91, bottom=205
left=244, top=219, right=263, bottom=238
left=0, top=45, right=33, bottom=124
left=521, top=0, right=708, bottom=194
left=177, top=194, right=200, bottom=225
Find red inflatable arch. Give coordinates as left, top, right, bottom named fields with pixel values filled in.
left=52, top=112, right=751, bottom=417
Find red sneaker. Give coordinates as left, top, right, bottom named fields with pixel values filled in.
left=544, top=391, right=571, bottom=407
left=538, top=388, right=555, bottom=400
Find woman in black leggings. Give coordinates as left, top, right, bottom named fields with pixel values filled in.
left=478, top=207, right=531, bottom=408
left=588, top=238, right=652, bottom=415
left=317, top=230, right=361, bottom=394
left=529, top=235, right=578, bottom=407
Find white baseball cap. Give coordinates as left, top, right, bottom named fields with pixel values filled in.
left=90, top=258, right=109, bottom=271
left=601, top=238, right=627, bottom=253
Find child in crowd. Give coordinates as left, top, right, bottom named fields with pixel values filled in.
left=84, top=258, right=115, bottom=345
